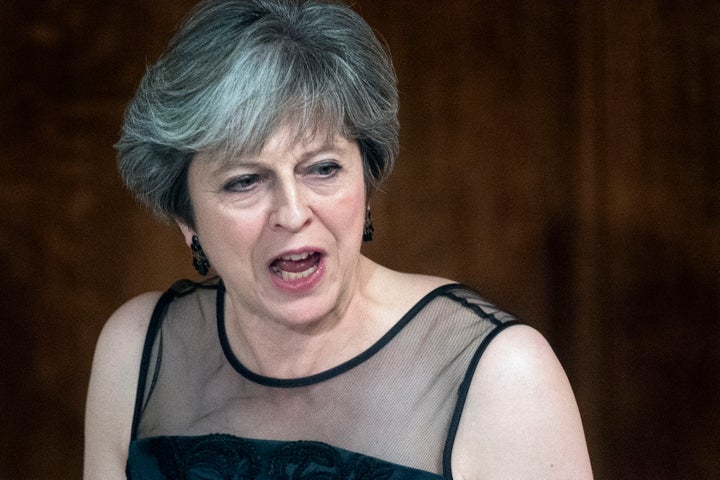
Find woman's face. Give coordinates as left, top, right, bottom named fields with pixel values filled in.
left=180, top=124, right=367, bottom=331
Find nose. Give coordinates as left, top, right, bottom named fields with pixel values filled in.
left=270, top=179, right=312, bottom=233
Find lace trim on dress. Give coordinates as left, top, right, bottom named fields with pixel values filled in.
left=131, top=434, right=444, bottom=479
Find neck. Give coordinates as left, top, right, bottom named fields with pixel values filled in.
left=221, top=258, right=382, bottom=379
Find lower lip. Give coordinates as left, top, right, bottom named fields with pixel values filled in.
left=269, top=256, right=326, bottom=293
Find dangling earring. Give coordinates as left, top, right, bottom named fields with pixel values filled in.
left=362, top=208, right=374, bottom=242
left=190, top=235, right=211, bottom=275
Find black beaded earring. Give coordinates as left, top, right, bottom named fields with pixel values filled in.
left=362, top=209, right=374, bottom=242
left=190, top=235, right=211, bottom=275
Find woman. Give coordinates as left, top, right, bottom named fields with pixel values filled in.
left=85, top=0, right=593, bottom=478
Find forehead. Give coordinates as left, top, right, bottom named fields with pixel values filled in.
left=265, top=122, right=352, bottom=155
left=197, top=120, right=351, bottom=168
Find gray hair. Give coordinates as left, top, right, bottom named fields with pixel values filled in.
left=116, top=0, right=399, bottom=228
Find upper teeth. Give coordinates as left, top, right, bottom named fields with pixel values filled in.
left=281, top=252, right=311, bottom=261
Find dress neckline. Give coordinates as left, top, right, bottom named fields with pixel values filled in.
left=215, top=279, right=460, bottom=388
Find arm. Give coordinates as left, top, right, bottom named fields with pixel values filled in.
left=451, top=325, right=593, bottom=480
left=83, top=292, right=161, bottom=480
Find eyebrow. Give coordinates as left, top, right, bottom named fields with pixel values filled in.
left=210, top=140, right=345, bottom=176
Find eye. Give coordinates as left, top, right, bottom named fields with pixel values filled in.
left=309, top=161, right=341, bottom=178
left=223, top=174, right=261, bottom=192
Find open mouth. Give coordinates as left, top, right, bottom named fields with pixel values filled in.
left=270, top=251, right=322, bottom=281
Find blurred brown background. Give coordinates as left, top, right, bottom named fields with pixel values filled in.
left=1, top=0, right=718, bottom=478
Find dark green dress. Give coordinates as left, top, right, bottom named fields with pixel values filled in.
left=126, top=279, right=519, bottom=479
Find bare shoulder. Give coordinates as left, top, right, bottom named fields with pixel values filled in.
left=84, top=291, right=162, bottom=479
left=451, top=325, right=594, bottom=480
left=97, top=291, right=163, bottom=349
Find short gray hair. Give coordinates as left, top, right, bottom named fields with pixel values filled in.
left=116, top=0, right=399, bottom=228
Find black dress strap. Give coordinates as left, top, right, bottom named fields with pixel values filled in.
left=128, top=280, right=197, bottom=442
left=441, top=319, right=522, bottom=478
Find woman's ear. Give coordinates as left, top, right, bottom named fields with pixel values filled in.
left=175, top=220, right=196, bottom=248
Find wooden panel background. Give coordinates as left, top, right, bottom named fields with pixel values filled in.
left=1, top=1, right=718, bottom=478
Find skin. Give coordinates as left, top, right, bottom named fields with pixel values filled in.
left=451, top=325, right=594, bottom=479
left=84, top=124, right=593, bottom=479
left=176, top=125, right=386, bottom=377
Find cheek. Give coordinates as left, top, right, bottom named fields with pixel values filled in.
left=328, top=190, right=367, bottom=235
left=195, top=206, right=266, bottom=257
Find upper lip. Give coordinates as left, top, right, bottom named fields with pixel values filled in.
left=268, top=247, right=325, bottom=265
